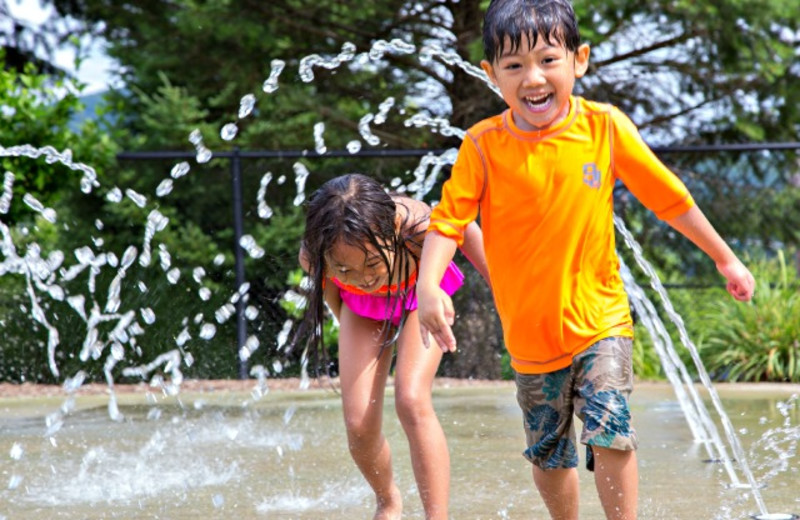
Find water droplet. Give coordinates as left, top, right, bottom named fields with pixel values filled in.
left=245, top=306, right=259, bottom=320
left=192, top=267, right=206, bottom=283
left=220, top=123, right=238, bottom=141
left=188, top=129, right=203, bottom=145
left=262, top=59, right=285, bottom=93
left=176, top=328, right=191, bottom=347
left=196, top=147, right=212, bottom=164
left=0, top=170, right=14, bottom=214
left=167, top=268, right=181, bottom=284
left=313, top=122, right=327, bottom=154
left=156, top=179, right=174, bottom=197
left=111, top=343, right=125, bottom=361
left=9, top=443, right=24, bottom=461
left=358, top=113, right=380, bottom=146
left=125, top=188, right=147, bottom=208
left=276, top=319, right=293, bottom=350
left=215, top=303, right=235, bottom=324
left=292, top=162, right=310, bottom=206
left=170, top=161, right=191, bottom=179
left=239, top=234, right=265, bottom=259
left=257, top=172, right=274, bottom=219
left=199, top=323, right=217, bottom=340
left=346, top=140, right=362, bottom=154
left=238, top=93, right=257, bottom=118
left=106, top=187, right=123, bottom=203
left=8, top=475, right=22, bottom=490
left=283, top=405, right=296, bottom=424
left=213, top=253, right=225, bottom=265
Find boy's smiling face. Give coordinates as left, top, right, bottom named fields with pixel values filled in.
left=481, top=33, right=589, bottom=132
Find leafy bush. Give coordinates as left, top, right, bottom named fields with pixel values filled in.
left=697, top=250, right=800, bottom=382
left=632, top=323, right=667, bottom=380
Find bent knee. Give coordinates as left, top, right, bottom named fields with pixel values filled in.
left=394, top=389, right=435, bottom=426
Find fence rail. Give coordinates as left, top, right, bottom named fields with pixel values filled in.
left=116, top=142, right=800, bottom=378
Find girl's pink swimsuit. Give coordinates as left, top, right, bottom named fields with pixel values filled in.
left=330, top=261, right=464, bottom=327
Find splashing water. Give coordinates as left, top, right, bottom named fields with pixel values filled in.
left=615, top=215, right=770, bottom=515
left=1, top=35, right=797, bottom=519
left=262, top=59, right=286, bottom=94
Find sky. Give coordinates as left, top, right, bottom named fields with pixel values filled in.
left=7, top=0, right=117, bottom=94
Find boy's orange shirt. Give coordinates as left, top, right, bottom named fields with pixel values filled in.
left=429, top=96, right=695, bottom=374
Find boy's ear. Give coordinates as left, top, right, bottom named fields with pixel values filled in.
left=480, top=60, right=498, bottom=84
left=574, top=43, right=591, bottom=78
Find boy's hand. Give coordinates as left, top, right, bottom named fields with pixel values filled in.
left=417, top=286, right=457, bottom=352
left=717, top=260, right=755, bottom=302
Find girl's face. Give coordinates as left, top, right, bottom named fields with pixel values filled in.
left=326, top=239, right=393, bottom=293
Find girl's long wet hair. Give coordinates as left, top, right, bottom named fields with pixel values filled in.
left=299, top=173, right=424, bottom=375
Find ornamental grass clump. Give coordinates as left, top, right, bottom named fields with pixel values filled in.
left=699, top=250, right=800, bottom=382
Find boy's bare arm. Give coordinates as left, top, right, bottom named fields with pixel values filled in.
left=417, top=231, right=459, bottom=351
left=666, top=206, right=755, bottom=301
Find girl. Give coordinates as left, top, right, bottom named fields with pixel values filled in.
left=298, top=173, right=487, bottom=520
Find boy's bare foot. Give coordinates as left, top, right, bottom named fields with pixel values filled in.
left=373, top=485, right=402, bottom=520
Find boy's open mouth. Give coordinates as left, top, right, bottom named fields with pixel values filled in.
left=524, top=93, right=553, bottom=112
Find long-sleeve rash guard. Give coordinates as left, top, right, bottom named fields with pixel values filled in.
left=428, top=96, right=694, bottom=374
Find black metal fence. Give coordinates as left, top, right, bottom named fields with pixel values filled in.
left=117, top=142, right=800, bottom=378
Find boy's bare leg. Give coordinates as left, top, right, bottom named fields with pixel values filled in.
left=532, top=466, right=580, bottom=520
left=592, top=447, right=638, bottom=520
left=338, top=307, right=402, bottom=519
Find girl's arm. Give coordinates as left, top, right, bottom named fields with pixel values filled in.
left=397, top=196, right=489, bottom=283
left=323, top=278, right=342, bottom=320
left=460, top=221, right=490, bottom=284
left=666, top=206, right=755, bottom=301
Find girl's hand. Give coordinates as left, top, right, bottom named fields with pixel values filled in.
left=717, top=259, right=755, bottom=302
left=417, top=285, right=457, bottom=352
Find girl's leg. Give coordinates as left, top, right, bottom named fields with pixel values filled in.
left=337, top=305, right=401, bottom=519
left=393, top=310, right=449, bottom=520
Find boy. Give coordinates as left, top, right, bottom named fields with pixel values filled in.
left=415, top=0, right=755, bottom=519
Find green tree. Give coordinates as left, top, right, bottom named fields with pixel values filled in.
left=0, top=54, right=125, bottom=383
left=10, top=0, right=798, bottom=380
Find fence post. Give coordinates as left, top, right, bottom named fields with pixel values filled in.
left=230, top=147, right=248, bottom=379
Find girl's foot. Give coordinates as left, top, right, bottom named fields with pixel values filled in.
left=373, top=485, right=402, bottom=520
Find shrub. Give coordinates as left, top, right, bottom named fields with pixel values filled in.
left=697, top=250, right=800, bottom=382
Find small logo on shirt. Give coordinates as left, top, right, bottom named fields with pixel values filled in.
left=582, top=163, right=601, bottom=189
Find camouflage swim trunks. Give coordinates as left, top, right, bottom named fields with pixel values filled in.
left=514, top=336, right=639, bottom=471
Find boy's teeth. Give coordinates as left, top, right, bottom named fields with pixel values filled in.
left=526, top=94, right=549, bottom=104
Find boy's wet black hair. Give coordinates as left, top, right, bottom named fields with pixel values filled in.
left=483, top=0, right=581, bottom=63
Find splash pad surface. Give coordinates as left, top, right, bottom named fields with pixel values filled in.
left=1, top=380, right=797, bottom=519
